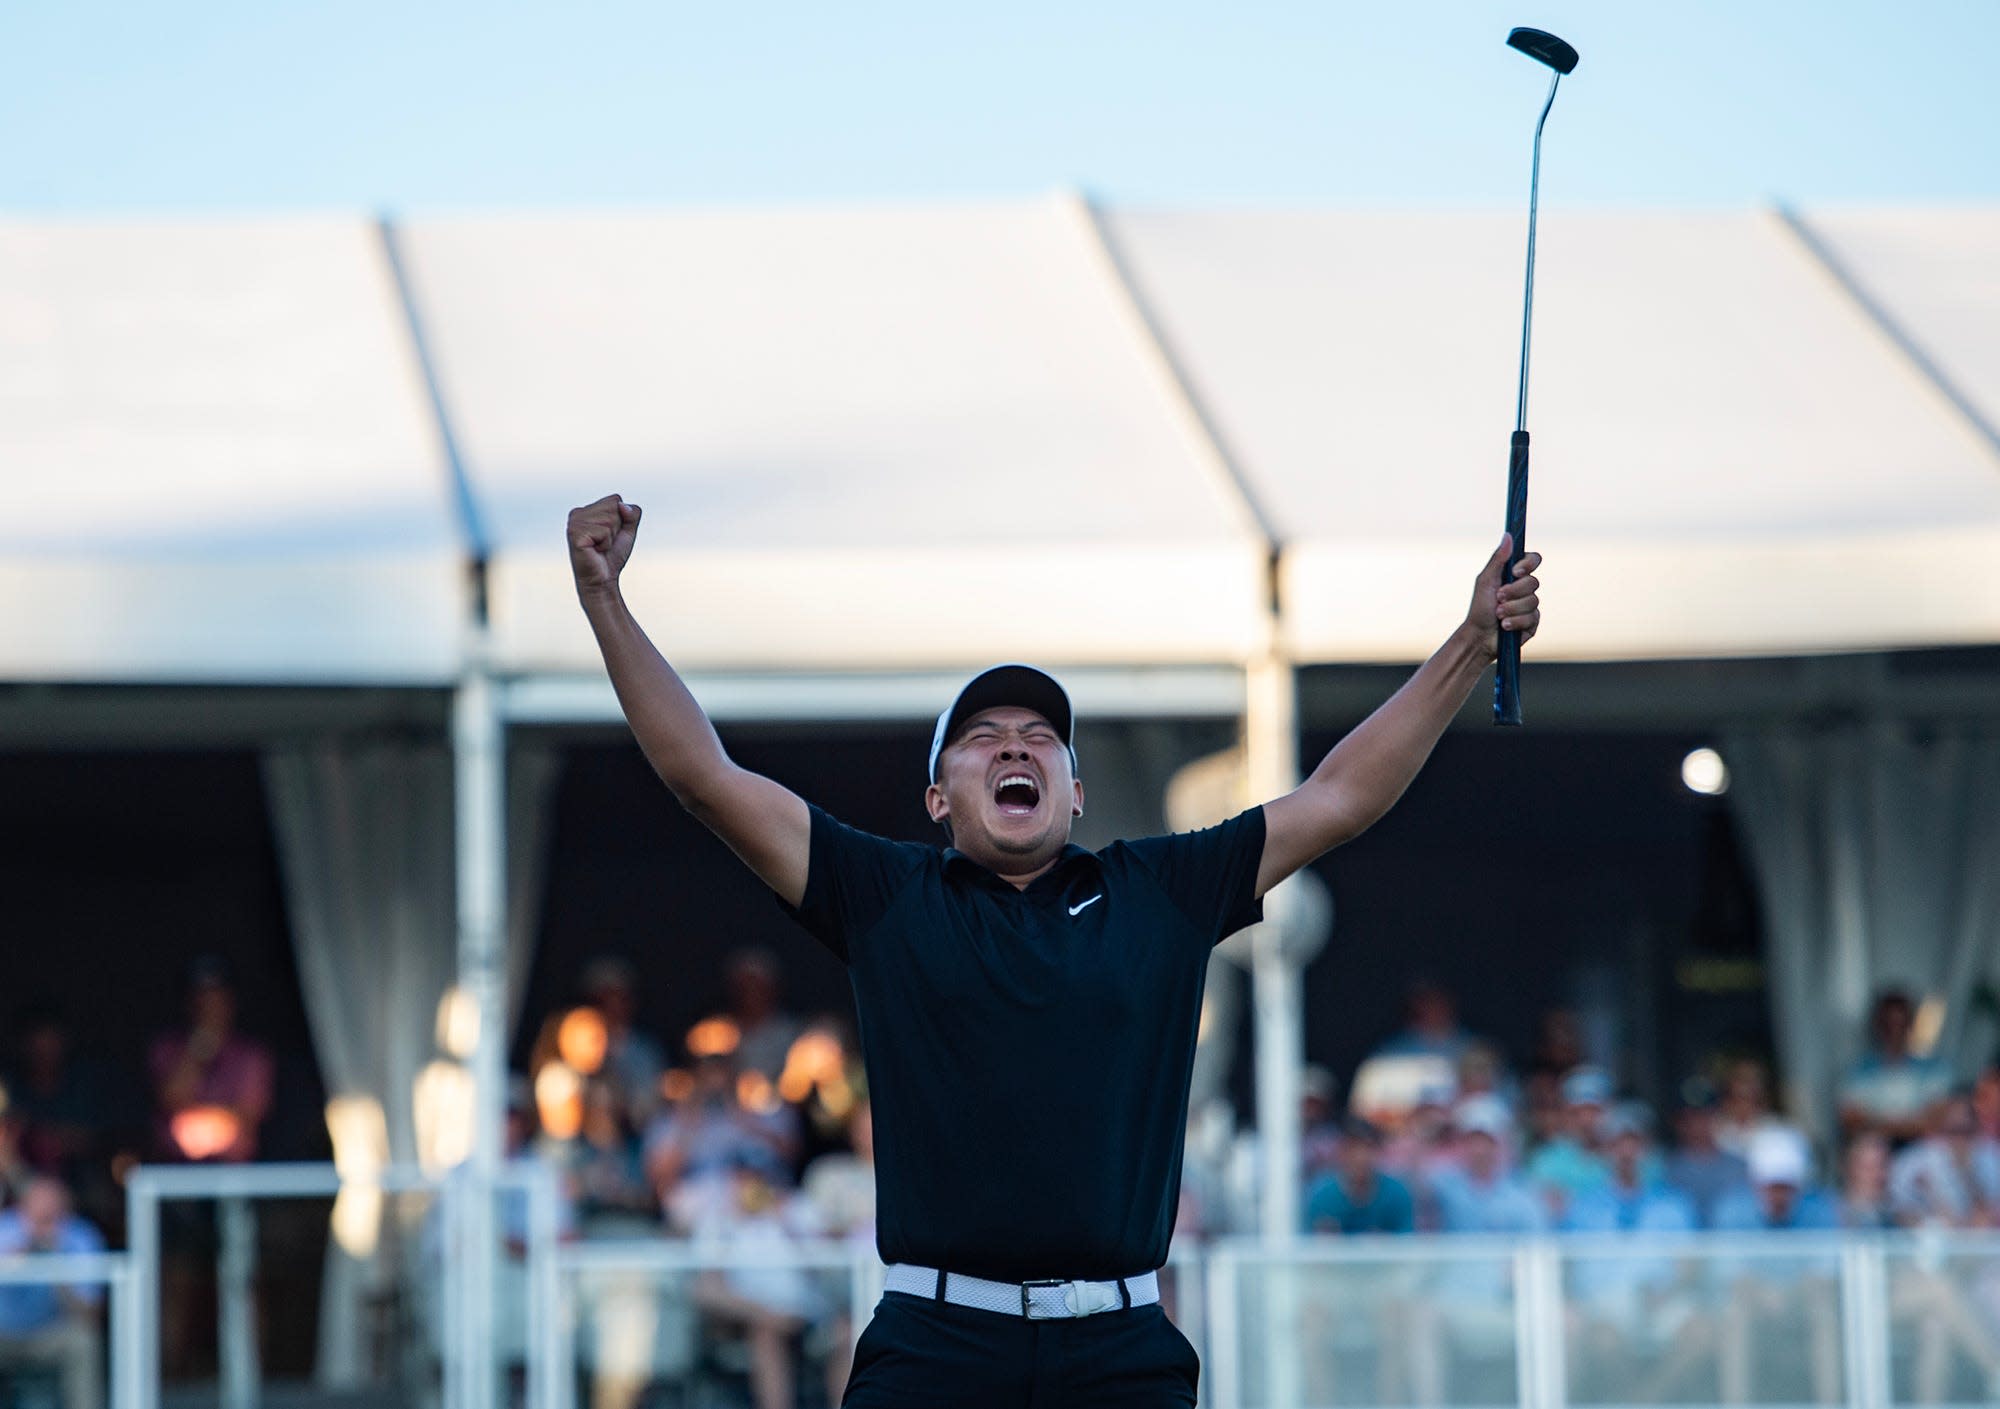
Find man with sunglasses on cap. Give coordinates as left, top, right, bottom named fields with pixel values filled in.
left=568, top=493, right=1542, bottom=1407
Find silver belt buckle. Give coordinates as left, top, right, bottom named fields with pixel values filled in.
left=1020, top=1278, right=1066, bottom=1319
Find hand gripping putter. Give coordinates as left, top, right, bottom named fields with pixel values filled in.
left=1494, top=26, right=1578, bottom=726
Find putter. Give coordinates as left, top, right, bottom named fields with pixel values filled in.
left=1494, top=26, right=1577, bottom=726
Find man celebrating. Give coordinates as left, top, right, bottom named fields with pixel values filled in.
left=568, top=493, right=1541, bottom=1407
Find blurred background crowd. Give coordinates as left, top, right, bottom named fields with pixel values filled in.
left=6, top=944, right=1999, bottom=1408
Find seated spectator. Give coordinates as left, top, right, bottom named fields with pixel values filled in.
left=1305, top=1116, right=1415, bottom=1235
left=0, top=1101, right=31, bottom=1208
left=1527, top=1006, right=1587, bottom=1083
left=1454, top=1040, right=1513, bottom=1111
left=1710, top=1127, right=1841, bottom=1405
left=687, top=1157, right=841, bottom=1409
left=0, top=1176, right=105, bottom=1409
left=1562, top=1106, right=1692, bottom=1235
left=1560, top=1110, right=1698, bottom=1403
left=1407, top=1098, right=1543, bottom=1404
left=725, top=950, right=804, bottom=1084
left=1369, top=979, right=1478, bottom=1067
left=569, top=1081, right=656, bottom=1225
left=646, top=1050, right=800, bottom=1230
left=1973, top=1062, right=2000, bottom=1141
left=1377, top=1080, right=1459, bottom=1193
left=1713, top=1126, right=1837, bottom=1233
left=1711, top=1056, right=1784, bottom=1161
left=1836, top=1131, right=1896, bottom=1230
left=578, top=957, right=667, bottom=1132
left=148, top=955, right=274, bottom=1164
left=1888, top=1089, right=2000, bottom=1228
left=1299, top=1066, right=1344, bottom=1183
left=1838, top=989, right=1951, bottom=1147
left=1429, top=1098, right=1545, bottom=1235
left=801, top=1101, right=875, bottom=1246
left=1525, top=1066, right=1614, bottom=1219
left=1662, top=1077, right=1750, bottom=1228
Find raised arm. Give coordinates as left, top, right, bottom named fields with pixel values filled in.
left=570, top=495, right=811, bottom=906
left=1256, top=535, right=1541, bottom=898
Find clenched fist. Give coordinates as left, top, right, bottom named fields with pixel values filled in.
left=569, top=494, right=642, bottom=602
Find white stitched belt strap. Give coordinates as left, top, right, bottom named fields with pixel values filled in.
left=884, top=1263, right=1160, bottom=1318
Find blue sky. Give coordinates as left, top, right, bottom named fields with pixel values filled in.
left=3, top=1, right=1995, bottom=213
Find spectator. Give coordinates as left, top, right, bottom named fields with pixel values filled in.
left=1299, top=1066, right=1343, bottom=1183
left=1429, top=1098, right=1545, bottom=1235
left=1711, top=1056, right=1784, bottom=1161
left=4, top=1006, right=112, bottom=1189
left=1305, top=1116, right=1416, bottom=1235
left=148, top=955, right=274, bottom=1164
left=1519, top=1068, right=1568, bottom=1155
left=578, top=956, right=667, bottom=1131
left=1454, top=1040, right=1513, bottom=1110
left=1838, top=989, right=1951, bottom=1147
left=724, top=950, right=803, bottom=1084
left=1562, top=1106, right=1693, bottom=1234
left=1560, top=1110, right=1698, bottom=1403
left=1369, top=979, right=1478, bottom=1067
left=1887, top=1089, right=2000, bottom=1228
left=0, top=1176, right=105, bottom=1409
left=1525, top=1066, right=1614, bottom=1219
left=0, top=1100, right=31, bottom=1208
left=1408, top=1098, right=1542, bottom=1405
left=801, top=1100, right=875, bottom=1245
left=1378, top=1080, right=1459, bottom=1191
left=687, top=1158, right=841, bottom=1409
left=568, top=1081, right=656, bottom=1225
left=646, top=1051, right=799, bottom=1230
left=1973, top=1062, right=2000, bottom=1141
left=1527, top=1006, right=1587, bottom=1082
left=1710, top=1127, right=1841, bottom=1405
left=1835, top=1132, right=1895, bottom=1230
left=1662, top=1077, right=1750, bottom=1228
left=1713, top=1126, right=1837, bottom=1233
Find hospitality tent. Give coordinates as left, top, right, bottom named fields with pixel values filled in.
left=4, top=200, right=1999, bottom=1339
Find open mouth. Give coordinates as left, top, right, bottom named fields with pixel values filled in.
left=993, top=773, right=1041, bottom=817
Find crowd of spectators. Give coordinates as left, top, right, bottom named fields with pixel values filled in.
left=1292, top=984, right=2000, bottom=1241
left=5, top=951, right=2000, bottom=1405
left=1279, top=984, right=2000, bottom=1403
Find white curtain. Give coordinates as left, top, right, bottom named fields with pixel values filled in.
left=1724, top=722, right=2000, bottom=1141
left=264, top=736, right=561, bottom=1386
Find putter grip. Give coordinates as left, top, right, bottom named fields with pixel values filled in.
left=1494, top=430, right=1530, bottom=726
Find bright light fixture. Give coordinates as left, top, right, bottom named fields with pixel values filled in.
left=1682, top=747, right=1729, bottom=795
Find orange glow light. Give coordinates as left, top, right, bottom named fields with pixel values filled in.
left=736, top=1071, right=780, bottom=1115
left=685, top=1017, right=741, bottom=1058
left=171, top=1105, right=243, bottom=1161
left=557, top=1007, right=610, bottom=1075
left=661, top=1069, right=695, bottom=1103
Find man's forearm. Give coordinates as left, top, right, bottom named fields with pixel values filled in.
left=581, top=588, right=734, bottom=807
left=1308, top=622, right=1491, bottom=834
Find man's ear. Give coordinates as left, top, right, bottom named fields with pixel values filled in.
left=925, top=782, right=949, bottom=824
left=1072, top=779, right=1085, bottom=819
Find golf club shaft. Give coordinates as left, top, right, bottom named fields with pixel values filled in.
left=1495, top=68, right=1560, bottom=727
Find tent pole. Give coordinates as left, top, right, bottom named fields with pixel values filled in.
left=1245, top=640, right=1304, bottom=1406
left=453, top=661, right=506, bottom=1409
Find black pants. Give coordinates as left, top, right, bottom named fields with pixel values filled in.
left=842, top=1291, right=1200, bottom=1408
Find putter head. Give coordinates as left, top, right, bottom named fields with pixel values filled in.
left=1507, top=27, right=1579, bottom=75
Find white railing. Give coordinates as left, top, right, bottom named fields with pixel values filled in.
left=94, top=1163, right=2000, bottom=1409
left=0, top=1250, right=135, bottom=1409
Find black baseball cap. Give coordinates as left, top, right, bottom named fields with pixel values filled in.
left=928, top=664, right=1076, bottom=782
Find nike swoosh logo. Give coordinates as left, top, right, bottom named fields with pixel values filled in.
left=1068, top=895, right=1103, bottom=916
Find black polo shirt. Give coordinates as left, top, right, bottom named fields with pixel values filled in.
left=782, top=803, right=1266, bottom=1282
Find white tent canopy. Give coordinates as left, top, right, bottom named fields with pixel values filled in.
left=393, top=201, right=1271, bottom=678
left=0, top=217, right=466, bottom=685
left=1103, top=208, right=2000, bottom=663
left=3, top=198, right=1997, bottom=685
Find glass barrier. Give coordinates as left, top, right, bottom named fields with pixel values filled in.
left=0, top=1252, right=131, bottom=1409
left=1879, top=1235, right=2000, bottom=1408
left=106, top=1169, right=2000, bottom=1409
